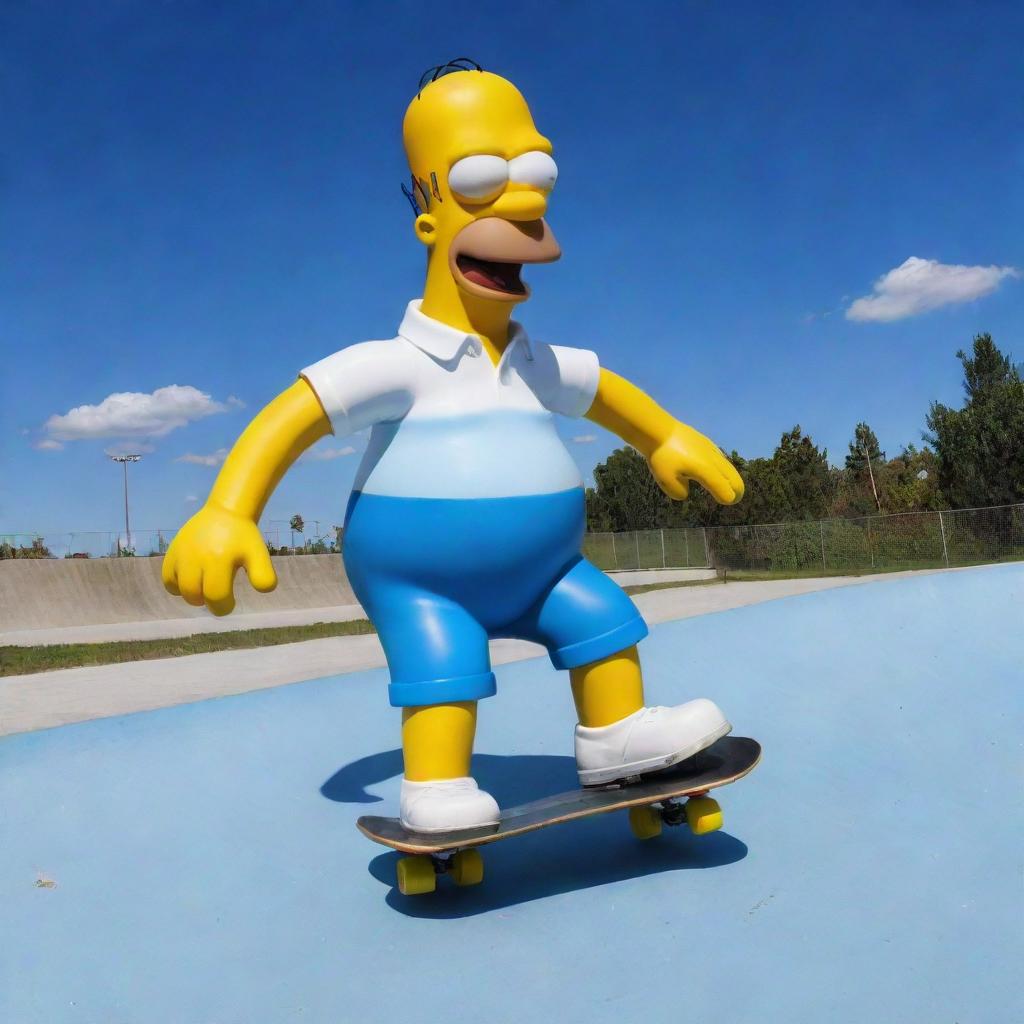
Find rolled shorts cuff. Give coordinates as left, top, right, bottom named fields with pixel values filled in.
left=549, top=616, right=650, bottom=671
left=388, top=671, right=498, bottom=708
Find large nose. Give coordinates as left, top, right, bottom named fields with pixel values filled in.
left=490, top=189, right=547, bottom=221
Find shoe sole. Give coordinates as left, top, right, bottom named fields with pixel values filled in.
left=399, top=816, right=501, bottom=835
left=577, top=720, right=733, bottom=787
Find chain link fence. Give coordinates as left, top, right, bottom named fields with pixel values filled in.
left=5, top=504, right=1024, bottom=574
left=0, top=528, right=294, bottom=560
left=583, top=528, right=710, bottom=571
left=704, top=504, right=1024, bottom=575
left=0, top=531, right=174, bottom=559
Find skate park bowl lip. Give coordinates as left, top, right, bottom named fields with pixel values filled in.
left=0, top=553, right=361, bottom=632
left=0, top=554, right=712, bottom=642
left=2, top=563, right=1021, bottom=1023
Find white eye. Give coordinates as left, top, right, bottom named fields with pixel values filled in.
left=507, top=150, right=558, bottom=191
left=447, top=154, right=509, bottom=202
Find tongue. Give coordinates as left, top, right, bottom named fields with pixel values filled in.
left=458, top=256, right=524, bottom=294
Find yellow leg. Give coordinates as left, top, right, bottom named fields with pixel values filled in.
left=570, top=646, right=646, bottom=728
left=401, top=700, right=477, bottom=781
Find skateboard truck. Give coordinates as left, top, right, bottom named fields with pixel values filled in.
left=627, top=790, right=723, bottom=840
left=396, top=848, right=484, bottom=895
left=658, top=797, right=689, bottom=827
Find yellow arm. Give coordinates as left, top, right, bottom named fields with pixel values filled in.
left=586, top=368, right=744, bottom=504
left=162, top=379, right=332, bottom=615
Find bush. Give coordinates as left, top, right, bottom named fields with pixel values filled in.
left=0, top=537, right=53, bottom=559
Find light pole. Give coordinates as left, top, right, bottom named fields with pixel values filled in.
left=861, top=440, right=881, bottom=514
left=109, top=454, right=141, bottom=552
left=266, top=519, right=292, bottom=552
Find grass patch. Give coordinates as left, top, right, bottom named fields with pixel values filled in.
left=717, top=556, right=1019, bottom=583
left=622, top=577, right=725, bottom=595
left=719, top=567, right=876, bottom=582
left=0, top=619, right=376, bottom=677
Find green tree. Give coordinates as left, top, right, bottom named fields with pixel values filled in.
left=926, top=334, right=1024, bottom=507
left=289, top=514, right=305, bottom=549
left=767, top=425, right=833, bottom=521
left=844, top=422, right=885, bottom=513
left=585, top=446, right=669, bottom=531
left=844, top=422, right=884, bottom=472
left=877, top=445, right=947, bottom=513
left=584, top=426, right=833, bottom=531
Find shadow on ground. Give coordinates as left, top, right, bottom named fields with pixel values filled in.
left=321, top=747, right=580, bottom=807
left=322, top=748, right=748, bottom=918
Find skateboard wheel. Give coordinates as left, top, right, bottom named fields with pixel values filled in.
left=449, top=849, right=484, bottom=887
left=396, top=856, right=436, bottom=896
left=628, top=805, right=663, bottom=840
left=684, top=796, right=723, bottom=835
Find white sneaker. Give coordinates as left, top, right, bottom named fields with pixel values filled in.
left=574, top=699, right=732, bottom=786
left=399, top=776, right=501, bottom=833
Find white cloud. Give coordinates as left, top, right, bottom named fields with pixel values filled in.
left=175, top=448, right=229, bottom=466
left=300, top=445, right=357, bottom=462
left=44, top=385, right=234, bottom=441
left=803, top=309, right=834, bottom=323
left=572, top=434, right=597, bottom=444
left=33, top=439, right=64, bottom=451
left=185, top=495, right=199, bottom=503
left=177, top=443, right=358, bottom=467
left=846, top=257, right=1019, bottom=323
left=226, top=395, right=246, bottom=409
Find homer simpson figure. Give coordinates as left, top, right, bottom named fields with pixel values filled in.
left=162, top=60, right=745, bottom=833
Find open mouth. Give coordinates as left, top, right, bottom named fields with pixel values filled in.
left=455, top=254, right=526, bottom=296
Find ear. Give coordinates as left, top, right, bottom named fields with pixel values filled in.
left=414, top=214, right=438, bottom=246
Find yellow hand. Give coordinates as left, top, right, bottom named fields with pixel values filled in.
left=161, top=504, right=276, bottom=616
left=161, top=378, right=330, bottom=616
left=648, top=422, right=744, bottom=503
left=586, top=369, right=744, bottom=505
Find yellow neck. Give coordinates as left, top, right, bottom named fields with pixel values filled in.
left=419, top=255, right=518, bottom=366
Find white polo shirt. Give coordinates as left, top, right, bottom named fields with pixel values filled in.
left=300, top=300, right=600, bottom=500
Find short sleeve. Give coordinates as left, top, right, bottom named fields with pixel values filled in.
left=528, top=342, right=601, bottom=418
left=300, top=340, right=414, bottom=436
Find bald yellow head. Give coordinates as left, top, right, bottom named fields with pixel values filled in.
left=404, top=71, right=550, bottom=194
left=402, top=69, right=561, bottom=323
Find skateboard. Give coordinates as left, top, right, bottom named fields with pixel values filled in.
left=357, top=735, right=761, bottom=895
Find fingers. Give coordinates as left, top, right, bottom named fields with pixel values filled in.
left=243, top=540, right=278, bottom=594
left=653, top=435, right=745, bottom=505
left=161, top=552, right=181, bottom=596
left=722, top=457, right=745, bottom=498
left=175, top=561, right=206, bottom=607
left=700, top=464, right=741, bottom=505
left=686, top=435, right=745, bottom=505
left=202, top=561, right=237, bottom=617
left=163, top=512, right=274, bottom=613
left=656, top=474, right=689, bottom=500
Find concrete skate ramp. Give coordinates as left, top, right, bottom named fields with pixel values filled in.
left=0, top=558, right=713, bottom=638
left=3, top=564, right=1021, bottom=1023
left=0, top=554, right=357, bottom=631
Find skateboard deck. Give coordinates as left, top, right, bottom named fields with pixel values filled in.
left=358, top=735, right=761, bottom=894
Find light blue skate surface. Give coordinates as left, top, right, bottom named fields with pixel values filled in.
left=3, top=565, right=1022, bottom=1023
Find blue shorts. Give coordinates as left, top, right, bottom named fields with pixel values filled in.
left=342, top=488, right=648, bottom=707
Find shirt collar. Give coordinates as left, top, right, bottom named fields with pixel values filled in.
left=397, top=300, right=533, bottom=363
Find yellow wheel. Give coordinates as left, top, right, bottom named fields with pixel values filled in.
left=685, top=796, right=723, bottom=835
left=396, top=856, right=436, bottom=895
left=449, top=849, right=484, bottom=887
left=628, top=805, right=663, bottom=840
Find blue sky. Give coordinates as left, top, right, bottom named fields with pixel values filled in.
left=3, top=1, right=1022, bottom=540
